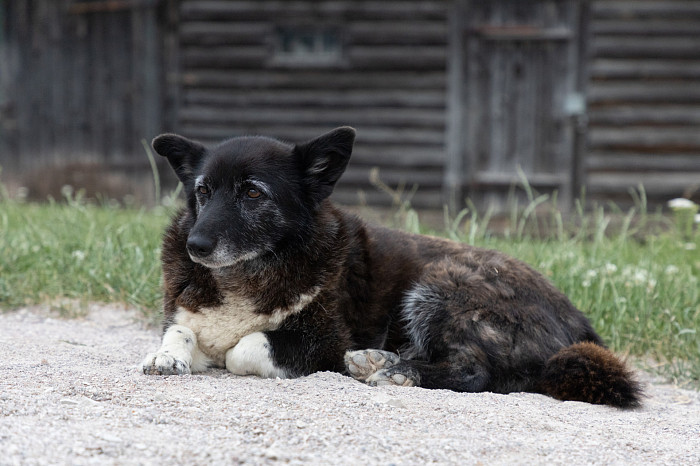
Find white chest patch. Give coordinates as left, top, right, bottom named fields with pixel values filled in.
left=175, top=288, right=320, bottom=367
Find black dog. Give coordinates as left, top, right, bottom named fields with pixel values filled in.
left=142, top=127, right=642, bottom=408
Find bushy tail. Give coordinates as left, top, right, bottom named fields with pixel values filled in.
left=539, top=342, right=643, bottom=409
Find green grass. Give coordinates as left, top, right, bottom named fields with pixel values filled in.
left=0, top=195, right=171, bottom=321
left=1, top=182, right=698, bottom=387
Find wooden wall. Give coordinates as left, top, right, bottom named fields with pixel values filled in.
left=586, top=0, right=700, bottom=203
left=176, top=0, right=449, bottom=207
left=0, top=0, right=176, bottom=201
left=2, top=0, right=698, bottom=208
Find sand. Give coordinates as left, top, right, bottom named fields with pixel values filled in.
left=1, top=304, right=698, bottom=465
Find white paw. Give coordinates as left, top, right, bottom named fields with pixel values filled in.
left=142, top=351, right=191, bottom=376
left=225, top=332, right=286, bottom=378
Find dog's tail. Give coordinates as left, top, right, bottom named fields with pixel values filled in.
left=538, top=342, right=643, bottom=409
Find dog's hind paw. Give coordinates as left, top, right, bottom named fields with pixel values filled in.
left=344, top=349, right=400, bottom=381
left=141, top=352, right=191, bottom=376
left=366, top=367, right=419, bottom=387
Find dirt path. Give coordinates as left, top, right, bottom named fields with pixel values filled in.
left=1, top=305, right=698, bottom=465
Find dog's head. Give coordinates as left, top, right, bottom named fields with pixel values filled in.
left=152, top=127, right=356, bottom=268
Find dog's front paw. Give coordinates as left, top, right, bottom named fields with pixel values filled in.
left=344, top=349, right=400, bottom=381
left=142, top=352, right=191, bottom=376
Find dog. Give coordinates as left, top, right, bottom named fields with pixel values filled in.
left=141, top=126, right=642, bottom=408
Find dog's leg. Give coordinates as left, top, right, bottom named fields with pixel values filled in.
left=345, top=350, right=491, bottom=391
left=227, top=306, right=349, bottom=378
left=142, top=325, right=209, bottom=375
left=225, top=332, right=288, bottom=378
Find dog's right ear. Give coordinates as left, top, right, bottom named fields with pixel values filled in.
left=152, top=133, right=206, bottom=185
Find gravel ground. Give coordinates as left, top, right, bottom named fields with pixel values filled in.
left=1, top=305, right=699, bottom=465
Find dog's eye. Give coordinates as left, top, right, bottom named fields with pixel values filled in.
left=197, top=186, right=209, bottom=196
left=247, top=188, right=261, bottom=199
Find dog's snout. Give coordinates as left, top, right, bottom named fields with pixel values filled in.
left=187, top=235, right=215, bottom=258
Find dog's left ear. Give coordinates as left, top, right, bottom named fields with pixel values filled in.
left=295, top=126, right=356, bottom=204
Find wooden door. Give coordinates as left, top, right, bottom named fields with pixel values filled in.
left=445, top=0, right=589, bottom=210
left=0, top=0, right=171, bottom=173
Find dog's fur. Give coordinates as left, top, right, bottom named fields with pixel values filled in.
left=142, top=127, right=642, bottom=408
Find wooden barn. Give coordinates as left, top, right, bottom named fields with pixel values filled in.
left=1, top=0, right=699, bottom=209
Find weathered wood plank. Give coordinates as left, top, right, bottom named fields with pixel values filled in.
left=587, top=172, right=700, bottom=196
left=331, top=187, right=444, bottom=209
left=351, top=147, right=446, bottom=168
left=593, top=36, right=700, bottom=59
left=348, top=21, right=447, bottom=45
left=586, top=152, right=700, bottom=171
left=182, top=45, right=269, bottom=68
left=589, top=106, right=700, bottom=126
left=178, top=106, right=445, bottom=129
left=588, top=82, right=700, bottom=104
left=592, top=19, right=700, bottom=36
left=180, top=21, right=269, bottom=46
left=593, top=1, right=700, bottom=19
left=589, top=127, right=700, bottom=151
left=181, top=1, right=447, bottom=21
left=342, top=165, right=444, bottom=189
left=591, top=59, right=700, bottom=80
left=182, top=45, right=446, bottom=70
left=181, top=71, right=447, bottom=90
left=182, top=20, right=449, bottom=47
left=178, top=89, right=446, bottom=108
left=349, top=45, right=448, bottom=70
left=179, top=124, right=445, bottom=146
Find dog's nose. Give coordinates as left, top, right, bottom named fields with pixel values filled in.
left=186, top=235, right=215, bottom=258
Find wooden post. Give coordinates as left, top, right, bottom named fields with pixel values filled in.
left=444, top=0, right=468, bottom=213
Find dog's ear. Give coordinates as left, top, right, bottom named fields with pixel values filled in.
left=295, top=126, right=356, bottom=204
left=152, top=133, right=206, bottom=185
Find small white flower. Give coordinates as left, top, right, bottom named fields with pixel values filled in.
left=632, top=269, right=649, bottom=285
left=584, top=269, right=598, bottom=280
left=665, top=265, right=680, bottom=275
left=61, top=185, right=74, bottom=198
left=582, top=279, right=591, bottom=288
left=668, top=198, right=697, bottom=210
left=604, top=263, right=618, bottom=274
left=71, top=250, right=86, bottom=261
left=684, top=242, right=697, bottom=250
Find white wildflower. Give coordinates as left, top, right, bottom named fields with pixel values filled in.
left=668, top=198, right=698, bottom=210
left=684, top=243, right=697, bottom=250
left=665, top=265, right=679, bottom=275
left=631, top=268, right=651, bottom=286
left=584, top=269, right=598, bottom=280
left=604, top=263, right=618, bottom=274
left=72, top=250, right=86, bottom=262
